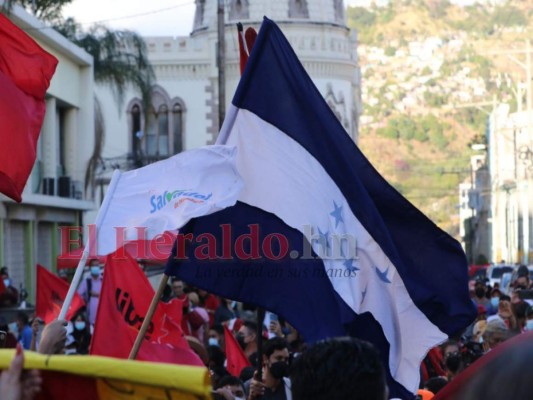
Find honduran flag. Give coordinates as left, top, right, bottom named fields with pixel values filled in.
left=165, top=18, right=476, bottom=398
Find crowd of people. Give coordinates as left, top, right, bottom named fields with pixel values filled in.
left=0, top=262, right=533, bottom=399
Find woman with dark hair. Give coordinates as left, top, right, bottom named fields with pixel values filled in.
left=70, top=312, right=92, bottom=354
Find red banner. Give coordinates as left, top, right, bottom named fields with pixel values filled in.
left=91, top=250, right=203, bottom=366
left=35, top=265, right=85, bottom=324
left=224, top=325, right=250, bottom=376
left=0, top=13, right=57, bottom=202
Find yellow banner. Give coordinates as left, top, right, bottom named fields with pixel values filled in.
left=0, top=350, right=211, bottom=400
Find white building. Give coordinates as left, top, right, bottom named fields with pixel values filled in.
left=488, top=105, right=533, bottom=264
left=0, top=5, right=95, bottom=301
left=92, top=0, right=362, bottom=199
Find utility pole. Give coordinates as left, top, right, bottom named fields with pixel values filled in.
left=217, top=0, right=226, bottom=131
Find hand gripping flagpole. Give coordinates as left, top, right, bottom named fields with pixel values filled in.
left=128, top=273, right=170, bottom=360
left=58, top=169, right=123, bottom=320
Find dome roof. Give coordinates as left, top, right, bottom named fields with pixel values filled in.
left=193, top=0, right=347, bottom=33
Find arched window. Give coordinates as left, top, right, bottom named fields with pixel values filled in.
left=289, top=0, right=309, bottom=18
left=158, top=105, right=169, bottom=156
left=131, top=105, right=141, bottom=156
left=146, top=109, right=157, bottom=156
left=173, top=103, right=183, bottom=154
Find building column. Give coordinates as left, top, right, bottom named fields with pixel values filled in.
left=24, top=220, right=35, bottom=302
left=51, top=222, right=58, bottom=273
left=42, top=97, right=57, bottom=193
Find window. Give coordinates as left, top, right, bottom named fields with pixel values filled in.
left=173, top=103, right=183, bottom=154
left=229, top=0, right=249, bottom=20
left=289, top=0, right=309, bottom=18
left=131, top=105, right=141, bottom=156
left=128, top=90, right=186, bottom=161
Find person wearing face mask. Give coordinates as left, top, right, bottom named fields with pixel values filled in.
left=69, top=312, right=92, bottom=354
left=0, top=266, right=19, bottom=307
left=472, top=280, right=492, bottom=314
left=236, top=321, right=258, bottom=361
left=208, top=324, right=226, bottom=350
left=77, top=260, right=103, bottom=325
left=488, top=288, right=501, bottom=315
left=246, top=337, right=291, bottom=400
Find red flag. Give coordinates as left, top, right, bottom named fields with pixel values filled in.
left=0, top=13, right=58, bottom=202
left=91, top=250, right=203, bottom=366
left=237, top=24, right=257, bottom=75
left=35, top=264, right=85, bottom=324
left=224, top=325, right=250, bottom=376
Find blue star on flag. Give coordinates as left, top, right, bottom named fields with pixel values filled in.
left=329, top=201, right=344, bottom=228
left=317, top=227, right=331, bottom=252
left=375, top=266, right=391, bottom=284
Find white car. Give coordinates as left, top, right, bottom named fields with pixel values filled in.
left=486, top=264, right=514, bottom=288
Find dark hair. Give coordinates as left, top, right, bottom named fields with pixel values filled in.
left=424, top=376, right=448, bottom=394
left=500, top=295, right=511, bottom=302
left=290, top=337, right=386, bottom=400
left=207, top=345, right=226, bottom=368
left=243, top=320, right=258, bottom=335
left=16, top=312, right=29, bottom=325
left=512, top=301, right=529, bottom=319
left=239, top=366, right=255, bottom=382
left=216, top=375, right=244, bottom=390
left=440, top=339, right=459, bottom=352
left=263, top=337, right=288, bottom=358
left=454, top=333, right=533, bottom=399
left=211, top=324, right=224, bottom=336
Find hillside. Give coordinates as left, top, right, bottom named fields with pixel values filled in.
left=348, top=0, right=533, bottom=237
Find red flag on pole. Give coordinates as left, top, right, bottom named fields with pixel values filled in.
left=224, top=325, right=250, bottom=376
left=237, top=23, right=257, bottom=75
left=91, top=250, right=203, bottom=366
left=0, top=13, right=58, bottom=202
left=35, top=264, right=85, bottom=324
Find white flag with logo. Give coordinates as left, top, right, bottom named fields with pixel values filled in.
left=94, top=145, right=243, bottom=256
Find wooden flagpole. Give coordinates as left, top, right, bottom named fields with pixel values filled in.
left=128, top=273, right=169, bottom=360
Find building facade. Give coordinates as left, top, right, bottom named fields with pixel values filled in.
left=92, top=0, right=362, bottom=196
left=0, top=5, right=95, bottom=301
left=488, top=105, right=533, bottom=264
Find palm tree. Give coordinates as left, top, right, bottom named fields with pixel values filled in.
left=55, top=18, right=154, bottom=198
left=2, top=2, right=155, bottom=199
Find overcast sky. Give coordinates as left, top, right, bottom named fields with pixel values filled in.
left=62, top=0, right=362, bottom=37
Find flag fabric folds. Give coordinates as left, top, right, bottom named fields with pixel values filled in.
left=0, top=13, right=57, bottom=202
left=165, top=17, right=476, bottom=398
left=224, top=325, right=251, bottom=377
left=0, top=350, right=211, bottom=399
left=35, top=264, right=85, bottom=324
left=91, top=250, right=203, bottom=366
left=93, top=145, right=243, bottom=256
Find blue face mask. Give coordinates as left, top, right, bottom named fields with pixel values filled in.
left=74, top=321, right=86, bottom=331
left=491, top=297, right=500, bottom=308
left=3, top=279, right=10, bottom=287
left=526, top=320, right=533, bottom=332
left=90, top=266, right=100, bottom=276
left=208, top=338, right=219, bottom=347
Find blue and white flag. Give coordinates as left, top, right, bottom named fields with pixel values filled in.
left=165, top=18, right=476, bottom=398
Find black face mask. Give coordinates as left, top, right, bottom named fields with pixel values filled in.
left=269, top=361, right=288, bottom=380
left=475, top=288, right=485, bottom=298
left=516, top=285, right=527, bottom=291
left=236, top=333, right=246, bottom=350
left=445, top=353, right=461, bottom=373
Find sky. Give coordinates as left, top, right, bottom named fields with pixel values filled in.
left=62, top=0, right=362, bottom=37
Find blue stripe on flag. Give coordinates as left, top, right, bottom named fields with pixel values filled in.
left=166, top=202, right=414, bottom=399
left=233, top=17, right=475, bottom=336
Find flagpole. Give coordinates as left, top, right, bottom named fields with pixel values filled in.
left=58, top=169, right=122, bottom=320
left=256, top=307, right=265, bottom=382
left=129, top=273, right=170, bottom=360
